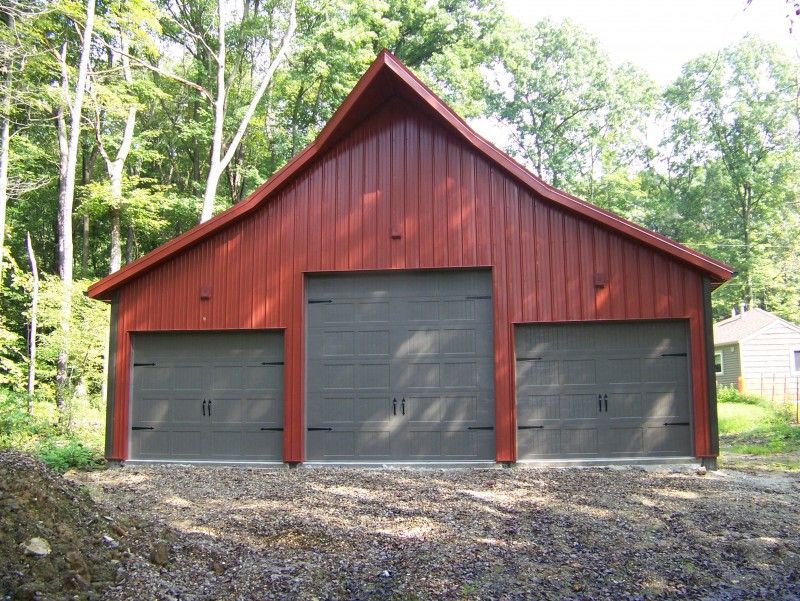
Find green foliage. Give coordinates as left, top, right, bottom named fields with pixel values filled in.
left=487, top=18, right=657, bottom=194
left=36, top=439, right=106, bottom=472
left=719, top=396, right=800, bottom=455
left=717, top=387, right=766, bottom=405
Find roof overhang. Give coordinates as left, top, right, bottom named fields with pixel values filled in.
left=87, top=50, right=734, bottom=301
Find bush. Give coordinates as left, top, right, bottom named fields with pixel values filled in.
left=36, top=439, right=105, bottom=472
left=717, top=387, right=765, bottom=405
left=0, top=389, right=54, bottom=450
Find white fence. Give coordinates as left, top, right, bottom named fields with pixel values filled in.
left=721, top=373, right=800, bottom=423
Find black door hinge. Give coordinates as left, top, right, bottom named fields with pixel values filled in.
left=518, top=425, right=544, bottom=430
left=467, top=426, right=494, bottom=431
left=307, top=427, right=333, bottom=431
left=465, top=295, right=491, bottom=300
left=308, top=299, right=333, bottom=304
left=661, top=353, right=687, bottom=357
left=260, top=427, right=284, bottom=431
left=516, top=357, right=542, bottom=362
left=664, top=421, right=690, bottom=426
left=133, top=362, right=156, bottom=367
left=262, top=361, right=284, bottom=366
left=131, top=426, right=154, bottom=431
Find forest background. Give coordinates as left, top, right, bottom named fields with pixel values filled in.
left=0, top=0, right=798, bottom=463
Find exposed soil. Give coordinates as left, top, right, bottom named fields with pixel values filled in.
left=0, top=451, right=128, bottom=600
left=56, top=462, right=800, bottom=600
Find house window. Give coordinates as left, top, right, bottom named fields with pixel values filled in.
left=792, top=349, right=800, bottom=373
left=714, top=351, right=724, bottom=375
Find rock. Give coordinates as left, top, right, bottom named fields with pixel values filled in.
left=696, top=466, right=707, bottom=476
left=102, top=534, right=119, bottom=548
left=66, top=550, right=91, bottom=578
left=110, top=522, right=127, bottom=537
left=211, top=561, right=225, bottom=575
left=20, top=537, right=51, bottom=557
left=150, top=540, right=170, bottom=566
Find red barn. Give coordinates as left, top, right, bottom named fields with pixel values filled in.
left=88, top=51, right=733, bottom=466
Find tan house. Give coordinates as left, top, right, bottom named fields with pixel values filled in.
left=714, top=307, right=800, bottom=400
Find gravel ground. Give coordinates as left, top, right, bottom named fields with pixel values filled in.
left=66, top=465, right=800, bottom=601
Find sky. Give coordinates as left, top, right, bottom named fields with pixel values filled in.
left=503, top=0, right=798, bottom=86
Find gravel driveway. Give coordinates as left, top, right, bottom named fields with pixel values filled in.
left=70, top=465, right=800, bottom=600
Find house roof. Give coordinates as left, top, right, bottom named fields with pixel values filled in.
left=714, top=307, right=800, bottom=346
left=87, top=50, right=734, bottom=301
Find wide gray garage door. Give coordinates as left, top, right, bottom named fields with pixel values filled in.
left=306, top=271, right=495, bottom=461
left=130, top=331, right=284, bottom=461
left=515, top=321, right=692, bottom=460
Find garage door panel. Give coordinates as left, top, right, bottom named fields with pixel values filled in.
left=516, top=360, right=559, bottom=385
left=516, top=321, right=692, bottom=461
left=135, top=397, right=172, bottom=423
left=358, top=301, right=390, bottom=322
left=306, top=271, right=494, bottom=461
left=645, top=425, right=691, bottom=454
left=560, top=428, right=598, bottom=455
left=518, top=395, right=560, bottom=421
left=130, top=332, right=284, bottom=462
left=602, top=427, right=644, bottom=455
left=606, top=393, right=643, bottom=418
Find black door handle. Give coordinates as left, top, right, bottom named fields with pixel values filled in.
left=260, top=427, right=284, bottom=431
left=401, top=398, right=405, bottom=415
left=393, top=398, right=397, bottom=416
left=598, top=394, right=602, bottom=412
left=202, top=399, right=206, bottom=416
left=132, top=426, right=154, bottom=430
left=518, top=425, right=544, bottom=430
left=208, top=399, right=211, bottom=416
left=604, top=394, right=608, bottom=412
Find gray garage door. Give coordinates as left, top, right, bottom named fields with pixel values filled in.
left=130, top=331, right=284, bottom=461
left=515, top=321, right=692, bottom=460
left=306, top=271, right=495, bottom=461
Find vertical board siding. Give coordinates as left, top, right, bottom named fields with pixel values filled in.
left=110, top=101, right=713, bottom=461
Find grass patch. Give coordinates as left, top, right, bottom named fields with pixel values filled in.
left=717, top=387, right=800, bottom=471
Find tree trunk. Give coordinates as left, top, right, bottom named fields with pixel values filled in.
left=0, top=14, right=13, bottom=286
left=104, top=35, right=136, bottom=274
left=110, top=207, right=121, bottom=272
left=199, top=0, right=296, bottom=223
left=200, top=0, right=227, bottom=224
left=82, top=215, right=90, bottom=276
left=124, top=222, right=135, bottom=263
left=55, top=0, right=96, bottom=424
left=26, top=231, right=38, bottom=412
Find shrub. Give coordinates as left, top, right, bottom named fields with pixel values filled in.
left=36, top=439, right=105, bottom=472
left=717, top=387, right=765, bottom=405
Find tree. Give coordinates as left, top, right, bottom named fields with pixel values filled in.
left=52, top=0, right=96, bottom=418
left=662, top=37, right=800, bottom=318
left=486, top=18, right=655, bottom=194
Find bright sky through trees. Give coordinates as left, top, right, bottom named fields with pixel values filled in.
left=504, top=0, right=798, bottom=86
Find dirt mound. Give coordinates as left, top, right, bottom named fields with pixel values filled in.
left=0, top=451, right=125, bottom=600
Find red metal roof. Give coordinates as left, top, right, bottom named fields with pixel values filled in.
left=87, top=50, right=733, bottom=300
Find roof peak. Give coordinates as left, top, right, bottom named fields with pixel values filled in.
left=87, top=51, right=733, bottom=300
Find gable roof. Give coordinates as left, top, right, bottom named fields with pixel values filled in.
left=714, top=307, right=800, bottom=346
left=87, top=50, right=734, bottom=301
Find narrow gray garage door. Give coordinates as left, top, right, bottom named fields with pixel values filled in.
left=306, top=271, right=495, bottom=461
left=130, top=331, right=284, bottom=461
left=515, top=321, right=692, bottom=460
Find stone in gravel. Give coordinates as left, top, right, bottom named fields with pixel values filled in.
left=211, top=561, right=225, bottom=575
left=150, top=540, right=170, bottom=566
left=110, top=522, right=126, bottom=537
left=102, top=534, right=119, bottom=548
left=20, top=537, right=51, bottom=556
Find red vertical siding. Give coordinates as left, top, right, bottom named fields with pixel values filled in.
left=109, top=101, right=715, bottom=462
